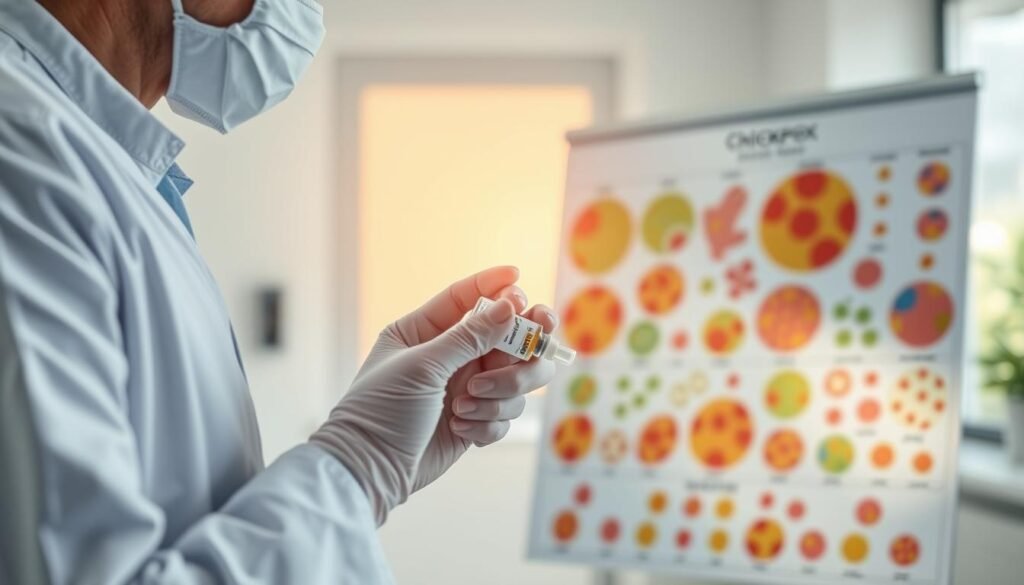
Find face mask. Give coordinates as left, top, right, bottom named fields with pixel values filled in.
left=166, top=0, right=325, bottom=134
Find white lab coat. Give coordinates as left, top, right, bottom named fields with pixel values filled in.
left=0, top=0, right=392, bottom=583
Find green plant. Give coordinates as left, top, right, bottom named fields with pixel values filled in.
left=979, top=237, right=1024, bottom=400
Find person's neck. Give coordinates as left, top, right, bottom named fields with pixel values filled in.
left=38, top=0, right=173, bottom=109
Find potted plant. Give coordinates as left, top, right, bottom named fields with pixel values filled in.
left=979, top=333, right=1024, bottom=463
left=978, top=235, right=1024, bottom=464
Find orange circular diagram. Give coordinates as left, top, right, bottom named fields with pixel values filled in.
left=562, top=286, right=623, bottom=356
left=638, top=264, right=685, bottom=315
left=553, top=510, right=579, bottom=543
left=891, top=535, right=921, bottom=567
left=690, top=399, right=754, bottom=469
left=757, top=285, right=821, bottom=351
left=745, top=518, right=785, bottom=561
left=760, top=170, right=857, bottom=272
left=890, top=367, right=947, bottom=431
left=552, top=414, right=594, bottom=463
left=703, top=310, right=745, bottom=355
left=764, top=429, right=804, bottom=472
left=569, top=198, right=632, bottom=274
left=637, top=415, right=678, bottom=465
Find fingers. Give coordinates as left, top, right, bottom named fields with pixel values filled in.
left=449, top=419, right=510, bottom=446
left=452, top=394, right=526, bottom=422
left=415, top=298, right=515, bottom=379
left=393, top=266, right=520, bottom=342
left=467, top=349, right=557, bottom=399
left=480, top=303, right=558, bottom=371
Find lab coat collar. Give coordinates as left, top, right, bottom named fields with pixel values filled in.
left=0, top=0, right=185, bottom=185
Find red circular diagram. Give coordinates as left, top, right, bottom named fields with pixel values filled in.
left=890, top=281, right=954, bottom=347
left=552, top=414, right=594, bottom=463
left=891, top=535, right=921, bottom=567
left=853, top=258, right=883, bottom=289
left=917, top=208, right=949, bottom=241
left=760, top=170, right=858, bottom=272
left=757, top=285, right=821, bottom=351
left=600, top=518, right=621, bottom=544
left=637, top=415, right=678, bottom=465
left=856, top=498, right=883, bottom=526
left=574, top=484, right=592, bottom=506
left=800, top=530, right=827, bottom=561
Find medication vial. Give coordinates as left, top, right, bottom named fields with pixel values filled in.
left=471, top=297, right=576, bottom=365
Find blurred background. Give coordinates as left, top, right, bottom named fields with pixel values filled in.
left=151, top=0, right=1024, bottom=583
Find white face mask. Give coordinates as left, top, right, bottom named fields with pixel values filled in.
left=166, top=0, right=325, bottom=134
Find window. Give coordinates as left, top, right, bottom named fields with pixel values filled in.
left=944, top=0, right=1024, bottom=428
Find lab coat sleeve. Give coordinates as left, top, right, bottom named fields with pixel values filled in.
left=0, top=111, right=394, bottom=584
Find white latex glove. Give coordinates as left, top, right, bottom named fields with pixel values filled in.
left=311, top=267, right=557, bottom=525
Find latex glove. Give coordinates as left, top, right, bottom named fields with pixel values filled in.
left=311, top=267, right=557, bottom=525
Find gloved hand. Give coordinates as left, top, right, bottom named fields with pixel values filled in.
left=311, top=267, right=557, bottom=525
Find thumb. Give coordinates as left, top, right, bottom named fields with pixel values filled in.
left=416, top=298, right=516, bottom=378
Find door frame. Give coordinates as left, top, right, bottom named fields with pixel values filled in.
left=331, top=56, right=617, bottom=403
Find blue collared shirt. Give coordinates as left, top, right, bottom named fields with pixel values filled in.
left=0, top=1, right=391, bottom=583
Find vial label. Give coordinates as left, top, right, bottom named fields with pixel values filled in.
left=472, top=297, right=543, bottom=361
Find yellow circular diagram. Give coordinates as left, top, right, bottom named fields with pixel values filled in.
left=760, top=170, right=857, bottom=272
left=570, top=198, right=632, bottom=274
left=562, top=286, right=623, bottom=356
left=842, top=533, right=870, bottom=563
left=690, top=399, right=754, bottom=470
left=764, top=370, right=811, bottom=419
left=642, top=192, right=695, bottom=253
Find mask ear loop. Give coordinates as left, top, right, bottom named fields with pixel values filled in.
left=170, top=0, right=185, bottom=17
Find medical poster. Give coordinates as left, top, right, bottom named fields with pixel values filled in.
left=528, top=76, right=977, bottom=585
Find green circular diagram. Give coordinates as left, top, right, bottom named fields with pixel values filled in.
left=568, top=375, right=597, bottom=407
left=629, top=321, right=660, bottom=356
left=818, top=435, right=855, bottom=474
left=764, top=370, right=811, bottom=419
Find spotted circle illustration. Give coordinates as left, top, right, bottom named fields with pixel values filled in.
left=764, top=370, right=811, bottom=419
left=570, top=197, right=632, bottom=274
left=642, top=191, right=695, bottom=253
left=703, top=310, right=746, bottom=356
left=764, top=429, right=804, bottom=473
left=552, top=414, right=594, bottom=463
left=891, top=535, right=921, bottom=567
left=553, top=510, right=579, bottom=543
left=917, top=208, right=949, bottom=242
left=760, top=170, right=857, bottom=272
left=562, top=285, right=623, bottom=355
left=690, top=399, right=754, bottom=469
left=568, top=374, right=597, bottom=408
left=599, top=429, right=628, bottom=465
left=628, top=321, right=661, bottom=357
left=745, top=518, right=785, bottom=561
left=889, top=367, right=947, bottom=431
left=638, top=264, right=685, bottom=315
left=757, top=285, right=821, bottom=351
left=817, top=434, right=855, bottom=474
left=637, top=415, right=678, bottom=465
left=800, top=530, right=827, bottom=561
left=918, top=161, right=951, bottom=196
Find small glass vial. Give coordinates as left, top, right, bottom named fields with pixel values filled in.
left=471, top=297, right=576, bottom=365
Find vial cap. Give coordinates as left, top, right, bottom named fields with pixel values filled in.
left=552, top=343, right=577, bottom=366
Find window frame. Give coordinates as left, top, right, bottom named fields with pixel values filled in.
left=939, top=0, right=1024, bottom=443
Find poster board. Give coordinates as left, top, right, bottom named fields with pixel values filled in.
left=528, top=74, right=978, bottom=585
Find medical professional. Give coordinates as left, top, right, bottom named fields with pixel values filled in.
left=0, top=0, right=557, bottom=583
